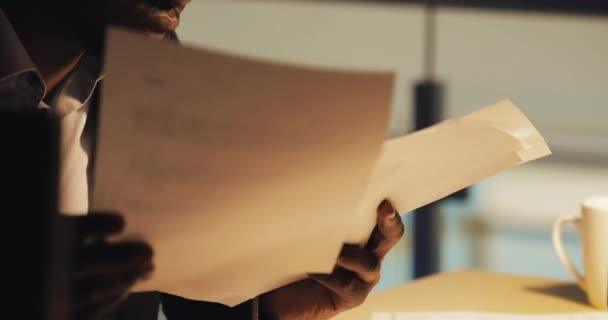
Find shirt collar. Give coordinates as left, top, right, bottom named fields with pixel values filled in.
left=48, top=52, right=103, bottom=115
left=0, top=8, right=103, bottom=115
left=0, top=9, right=39, bottom=82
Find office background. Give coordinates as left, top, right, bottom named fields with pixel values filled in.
left=176, top=0, right=608, bottom=293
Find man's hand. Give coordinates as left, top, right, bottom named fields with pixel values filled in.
left=260, top=200, right=404, bottom=320
left=61, top=213, right=154, bottom=320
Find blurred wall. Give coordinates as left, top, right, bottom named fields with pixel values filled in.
left=437, top=9, right=608, bottom=162
left=435, top=8, right=608, bottom=280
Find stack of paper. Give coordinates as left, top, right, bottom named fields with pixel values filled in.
left=91, top=27, right=551, bottom=306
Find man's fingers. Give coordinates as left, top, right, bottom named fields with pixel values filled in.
left=72, top=271, right=141, bottom=309
left=366, top=200, right=404, bottom=259
left=75, top=241, right=154, bottom=278
left=377, top=200, right=403, bottom=239
left=70, top=249, right=153, bottom=320
left=71, top=290, right=127, bottom=320
left=336, top=245, right=380, bottom=284
left=309, top=268, right=371, bottom=305
left=64, top=213, right=125, bottom=239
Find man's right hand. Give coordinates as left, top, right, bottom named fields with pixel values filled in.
left=61, top=213, right=154, bottom=320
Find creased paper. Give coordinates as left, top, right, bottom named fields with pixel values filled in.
left=346, top=100, right=552, bottom=244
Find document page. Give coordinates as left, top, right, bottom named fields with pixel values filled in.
left=93, top=27, right=394, bottom=305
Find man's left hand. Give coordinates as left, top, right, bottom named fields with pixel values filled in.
left=260, top=200, right=405, bottom=319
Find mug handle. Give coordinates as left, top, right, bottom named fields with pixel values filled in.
left=552, top=215, right=586, bottom=290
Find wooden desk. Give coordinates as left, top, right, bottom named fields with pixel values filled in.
left=333, top=269, right=602, bottom=320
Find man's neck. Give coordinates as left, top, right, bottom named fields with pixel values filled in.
left=6, top=7, right=86, bottom=94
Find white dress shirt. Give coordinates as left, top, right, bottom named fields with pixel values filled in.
left=0, top=9, right=102, bottom=215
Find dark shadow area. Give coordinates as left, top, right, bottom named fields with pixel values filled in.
left=0, top=109, right=69, bottom=320
left=525, top=284, right=590, bottom=306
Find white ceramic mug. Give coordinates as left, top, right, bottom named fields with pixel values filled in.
left=552, top=195, right=608, bottom=309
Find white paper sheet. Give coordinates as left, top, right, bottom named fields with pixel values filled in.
left=371, top=312, right=608, bottom=320
left=93, top=27, right=552, bottom=306
left=347, top=100, right=552, bottom=244
left=93, top=27, right=394, bottom=306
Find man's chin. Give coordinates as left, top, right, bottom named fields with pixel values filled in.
left=145, top=31, right=168, bottom=40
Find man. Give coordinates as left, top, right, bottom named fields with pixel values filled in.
left=0, top=1, right=405, bottom=319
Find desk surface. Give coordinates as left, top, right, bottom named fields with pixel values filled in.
left=333, top=269, right=600, bottom=320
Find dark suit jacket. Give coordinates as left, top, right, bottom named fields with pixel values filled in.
left=111, top=291, right=256, bottom=320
